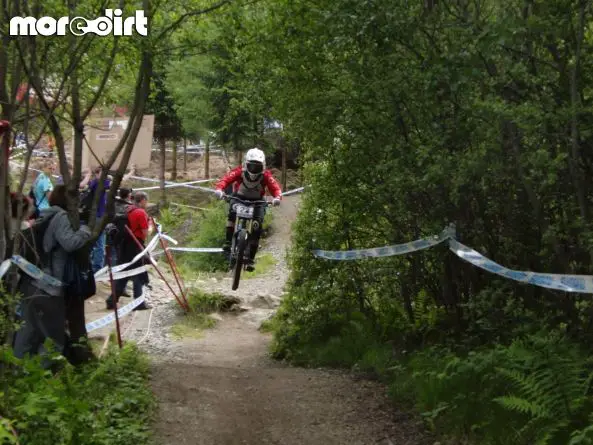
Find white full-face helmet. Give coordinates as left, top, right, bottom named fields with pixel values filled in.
left=243, top=147, right=266, bottom=181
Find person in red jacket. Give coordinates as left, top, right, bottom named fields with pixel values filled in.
left=214, top=148, right=282, bottom=271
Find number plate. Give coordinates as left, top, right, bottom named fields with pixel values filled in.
left=236, top=204, right=254, bottom=218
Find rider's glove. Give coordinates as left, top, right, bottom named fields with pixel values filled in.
left=272, top=197, right=281, bottom=207
left=214, top=189, right=224, bottom=200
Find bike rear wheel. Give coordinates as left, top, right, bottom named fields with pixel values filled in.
left=232, top=230, right=248, bottom=290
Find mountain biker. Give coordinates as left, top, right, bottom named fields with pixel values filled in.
left=214, top=147, right=282, bottom=271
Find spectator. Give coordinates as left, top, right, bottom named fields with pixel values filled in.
left=56, top=163, right=73, bottom=185
left=110, top=187, right=133, bottom=267
left=79, top=167, right=110, bottom=274
left=46, top=134, right=55, bottom=157
left=105, top=191, right=151, bottom=311
left=115, top=187, right=133, bottom=212
left=32, top=159, right=55, bottom=212
left=13, top=185, right=92, bottom=368
left=80, top=165, right=136, bottom=273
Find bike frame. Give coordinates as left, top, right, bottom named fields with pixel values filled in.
left=225, top=195, right=270, bottom=262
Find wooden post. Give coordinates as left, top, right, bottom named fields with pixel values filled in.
left=159, top=137, right=166, bottom=208
left=205, top=134, right=210, bottom=179
left=183, top=137, right=187, bottom=172
left=282, top=139, right=287, bottom=191
left=171, top=139, right=177, bottom=180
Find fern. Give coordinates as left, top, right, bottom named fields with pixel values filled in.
left=493, top=334, right=593, bottom=444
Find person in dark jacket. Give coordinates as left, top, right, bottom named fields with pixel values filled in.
left=12, top=185, right=92, bottom=368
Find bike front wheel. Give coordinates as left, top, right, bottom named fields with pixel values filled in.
left=232, top=229, right=248, bottom=290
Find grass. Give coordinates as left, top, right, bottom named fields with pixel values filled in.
left=244, top=252, right=277, bottom=278
left=170, top=314, right=216, bottom=339
left=170, top=289, right=226, bottom=339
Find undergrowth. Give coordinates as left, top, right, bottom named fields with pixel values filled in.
left=0, top=343, right=155, bottom=445
left=267, top=300, right=593, bottom=445
left=170, top=289, right=225, bottom=338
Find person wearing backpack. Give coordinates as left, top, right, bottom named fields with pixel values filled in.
left=105, top=191, right=151, bottom=311
left=110, top=187, right=133, bottom=266
left=13, top=185, right=93, bottom=367
left=29, top=160, right=56, bottom=217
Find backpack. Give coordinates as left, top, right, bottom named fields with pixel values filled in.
left=111, top=204, right=136, bottom=251
left=62, top=245, right=95, bottom=300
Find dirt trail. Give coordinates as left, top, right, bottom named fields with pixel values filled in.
left=149, top=195, right=432, bottom=445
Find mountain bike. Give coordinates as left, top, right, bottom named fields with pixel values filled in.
left=223, top=194, right=271, bottom=290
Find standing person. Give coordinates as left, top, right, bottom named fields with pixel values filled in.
left=13, top=185, right=92, bottom=368
left=31, top=159, right=56, bottom=214
left=47, top=134, right=55, bottom=157
left=214, top=148, right=282, bottom=271
left=83, top=167, right=111, bottom=273
left=79, top=165, right=136, bottom=273
left=110, top=187, right=133, bottom=267
left=105, top=191, right=151, bottom=311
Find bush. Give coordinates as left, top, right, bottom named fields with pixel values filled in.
left=0, top=343, right=155, bottom=445
left=175, top=200, right=228, bottom=273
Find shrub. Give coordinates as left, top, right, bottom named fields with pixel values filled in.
left=0, top=343, right=155, bottom=445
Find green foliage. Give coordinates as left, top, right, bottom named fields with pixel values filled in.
left=170, top=289, right=224, bottom=338
left=0, top=344, right=155, bottom=445
left=186, top=288, right=225, bottom=313
left=243, top=253, right=276, bottom=279
left=175, top=200, right=228, bottom=274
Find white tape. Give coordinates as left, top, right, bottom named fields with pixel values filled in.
left=313, top=228, right=452, bottom=260
left=94, top=266, right=149, bottom=282
left=282, top=186, right=306, bottom=196
left=0, top=259, right=12, bottom=280
left=134, top=179, right=217, bottom=191
left=449, top=240, right=593, bottom=294
left=154, top=247, right=224, bottom=254
left=85, top=291, right=147, bottom=333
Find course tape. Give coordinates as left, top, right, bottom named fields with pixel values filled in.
left=134, top=179, right=216, bottom=191
left=0, top=255, right=64, bottom=287
left=85, top=290, right=148, bottom=333
left=155, top=247, right=224, bottom=254
left=311, top=225, right=593, bottom=294
left=130, top=175, right=216, bottom=192
left=282, top=186, right=306, bottom=196
left=449, top=240, right=593, bottom=293
left=313, top=227, right=453, bottom=260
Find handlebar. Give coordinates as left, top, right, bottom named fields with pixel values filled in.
left=222, top=194, right=272, bottom=206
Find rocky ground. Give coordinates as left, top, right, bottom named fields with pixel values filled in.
left=85, top=194, right=435, bottom=445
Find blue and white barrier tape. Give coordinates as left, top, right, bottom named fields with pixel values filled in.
left=449, top=240, right=593, bottom=293
left=133, top=178, right=216, bottom=192
left=313, top=227, right=453, bottom=260
left=312, top=225, right=593, bottom=294
left=282, top=186, right=306, bottom=196
left=0, top=255, right=64, bottom=287
left=154, top=247, right=224, bottom=254
left=85, top=290, right=147, bottom=333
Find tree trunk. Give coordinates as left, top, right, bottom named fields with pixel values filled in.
left=159, top=137, right=167, bottom=208
left=171, top=139, right=177, bottom=180
left=569, top=0, right=587, bottom=221
left=282, top=139, right=287, bottom=191
left=205, top=135, right=210, bottom=179
left=183, top=137, right=187, bottom=172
